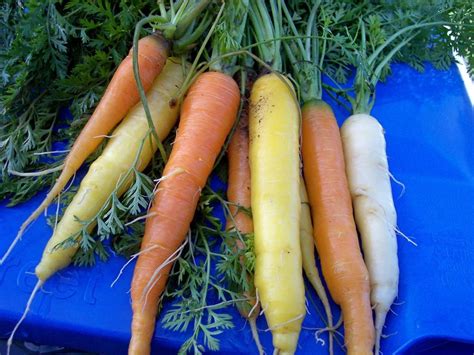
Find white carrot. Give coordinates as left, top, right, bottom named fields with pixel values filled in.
left=337, top=18, right=448, bottom=353
left=341, top=113, right=398, bottom=354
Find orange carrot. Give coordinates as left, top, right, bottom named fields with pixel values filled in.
left=302, top=99, right=375, bottom=354
left=226, top=113, right=252, bottom=241
left=128, top=71, right=240, bottom=355
left=1, top=34, right=169, bottom=265
left=225, top=111, right=263, bottom=354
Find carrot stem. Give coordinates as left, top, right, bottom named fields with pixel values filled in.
left=174, top=0, right=211, bottom=39
left=132, top=18, right=168, bottom=163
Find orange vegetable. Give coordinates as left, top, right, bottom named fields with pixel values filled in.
left=225, top=111, right=263, bottom=354
left=226, top=113, right=253, bottom=241
left=128, top=71, right=240, bottom=355
left=302, top=99, right=375, bottom=354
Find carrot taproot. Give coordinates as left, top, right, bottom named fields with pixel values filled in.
left=246, top=1, right=307, bottom=351
left=302, top=100, right=375, bottom=354
left=6, top=59, right=186, bottom=355
left=1, top=34, right=169, bottom=265
left=128, top=71, right=240, bottom=355
left=226, top=114, right=252, bottom=244
left=249, top=73, right=305, bottom=355
left=226, top=111, right=255, bottom=310
left=341, top=113, right=399, bottom=354
left=225, top=111, right=263, bottom=355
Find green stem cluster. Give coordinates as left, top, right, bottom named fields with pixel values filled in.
left=351, top=20, right=452, bottom=114
left=249, top=0, right=283, bottom=71
left=209, top=0, right=249, bottom=75
left=282, top=1, right=323, bottom=102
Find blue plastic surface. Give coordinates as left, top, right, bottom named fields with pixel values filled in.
left=1, top=63, right=473, bottom=354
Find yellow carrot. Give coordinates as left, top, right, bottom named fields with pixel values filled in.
left=7, top=59, right=186, bottom=355
left=36, top=59, right=185, bottom=280
left=249, top=73, right=305, bottom=355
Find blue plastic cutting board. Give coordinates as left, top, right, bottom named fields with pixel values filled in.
left=1, top=63, right=473, bottom=354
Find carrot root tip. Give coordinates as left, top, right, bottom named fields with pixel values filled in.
left=153, top=167, right=185, bottom=184
left=381, top=331, right=398, bottom=339
left=7, top=280, right=43, bottom=355
left=314, top=324, right=344, bottom=342
left=111, top=243, right=162, bottom=288
left=314, top=331, right=326, bottom=346
left=263, top=314, right=304, bottom=333
left=387, top=170, right=406, bottom=198
left=249, top=317, right=265, bottom=355
left=394, top=224, right=417, bottom=246
left=0, top=224, right=29, bottom=265
left=247, top=288, right=260, bottom=318
left=7, top=163, right=64, bottom=177
left=375, top=308, right=390, bottom=355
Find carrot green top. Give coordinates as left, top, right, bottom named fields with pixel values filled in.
left=248, top=0, right=283, bottom=72
left=135, top=0, right=212, bottom=52
left=341, top=2, right=471, bottom=115
left=281, top=1, right=363, bottom=105
left=282, top=1, right=325, bottom=103
left=281, top=1, right=472, bottom=113
left=350, top=19, right=453, bottom=115
left=209, top=0, right=249, bottom=76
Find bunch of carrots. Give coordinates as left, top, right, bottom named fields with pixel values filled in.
left=1, top=1, right=470, bottom=354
